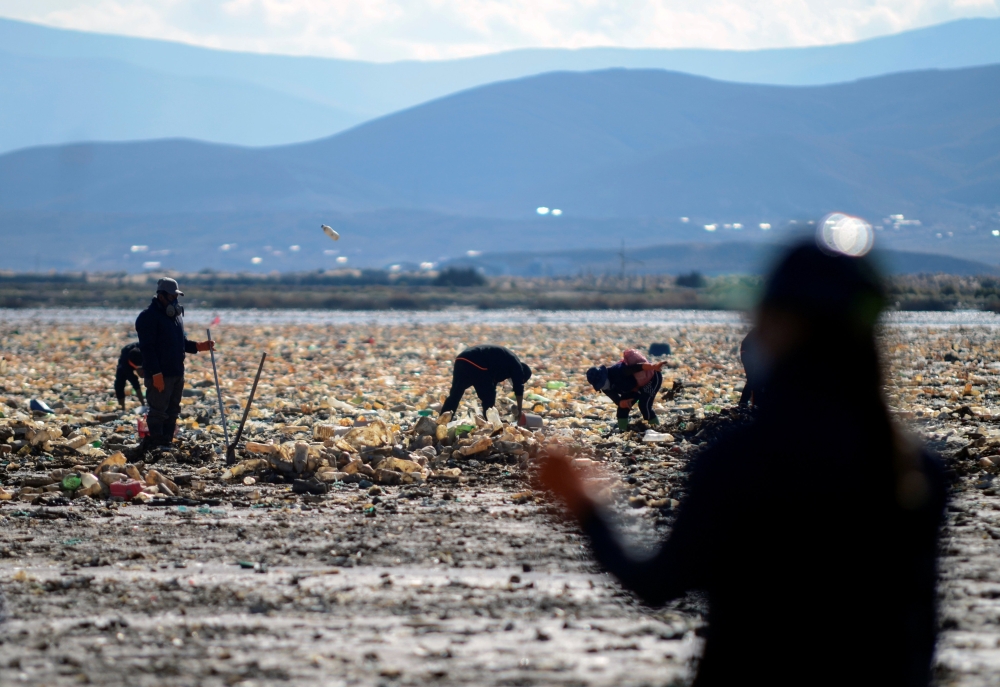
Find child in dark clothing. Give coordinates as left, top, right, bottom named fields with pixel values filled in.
left=113, top=343, right=145, bottom=411
left=587, top=349, right=664, bottom=431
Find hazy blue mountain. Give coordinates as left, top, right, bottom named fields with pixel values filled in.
left=0, top=51, right=361, bottom=154
left=2, top=16, right=1000, bottom=152
left=1, top=66, right=998, bottom=272
left=3, top=66, right=997, bottom=218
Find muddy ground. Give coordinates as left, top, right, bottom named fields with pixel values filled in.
left=2, top=317, right=1000, bottom=686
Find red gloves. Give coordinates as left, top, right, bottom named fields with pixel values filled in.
left=196, top=340, right=215, bottom=352
left=152, top=373, right=165, bottom=393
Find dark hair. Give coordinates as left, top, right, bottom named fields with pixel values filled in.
left=586, top=366, right=608, bottom=390
left=127, top=348, right=144, bottom=367
left=762, top=241, right=926, bottom=508
left=521, top=362, right=532, bottom=383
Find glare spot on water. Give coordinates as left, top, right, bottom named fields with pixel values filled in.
left=289, top=245, right=300, bottom=252
left=131, top=245, right=148, bottom=253
left=467, top=250, right=483, bottom=257
left=759, top=223, right=771, bottom=230
left=704, top=224, right=717, bottom=232
left=680, top=217, right=689, bottom=223
left=251, top=257, right=263, bottom=264
left=336, top=256, right=348, bottom=264
left=818, top=213, right=874, bottom=257
left=536, top=207, right=550, bottom=215
left=219, top=244, right=235, bottom=251
left=551, top=209, right=562, bottom=216
left=420, top=262, right=435, bottom=270
left=142, top=261, right=160, bottom=269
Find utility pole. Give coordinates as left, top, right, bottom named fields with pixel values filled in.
left=617, top=239, right=643, bottom=281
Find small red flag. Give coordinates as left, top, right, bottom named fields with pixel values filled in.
left=210, top=315, right=221, bottom=327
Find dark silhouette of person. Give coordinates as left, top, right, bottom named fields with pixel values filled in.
left=538, top=241, right=946, bottom=687
left=441, top=345, right=532, bottom=421
left=738, top=328, right=764, bottom=407
left=113, top=342, right=145, bottom=411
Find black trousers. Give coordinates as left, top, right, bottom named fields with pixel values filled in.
left=441, top=361, right=496, bottom=416
left=144, top=374, right=184, bottom=444
left=617, top=372, right=662, bottom=422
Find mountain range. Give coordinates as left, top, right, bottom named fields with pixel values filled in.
left=2, top=16, right=1000, bottom=153
left=3, top=65, right=998, bottom=219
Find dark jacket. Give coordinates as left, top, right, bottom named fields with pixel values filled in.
left=582, top=381, right=946, bottom=687
left=135, top=298, right=198, bottom=377
left=454, top=345, right=529, bottom=396
left=602, top=361, right=645, bottom=404
left=113, top=342, right=144, bottom=402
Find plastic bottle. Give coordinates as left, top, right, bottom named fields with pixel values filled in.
left=61, top=474, right=82, bottom=491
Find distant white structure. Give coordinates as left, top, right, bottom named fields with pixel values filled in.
left=467, top=250, right=483, bottom=257
left=218, top=243, right=235, bottom=251
left=992, top=230, right=999, bottom=237
left=551, top=209, right=562, bottom=216
left=680, top=217, right=689, bottom=223
left=536, top=207, right=550, bottom=215
left=323, top=249, right=338, bottom=256
left=884, top=214, right=922, bottom=230
left=704, top=224, right=717, bottom=232
left=389, top=264, right=401, bottom=272
left=759, top=223, right=771, bottom=230
left=131, top=245, right=149, bottom=253
left=420, top=261, right=435, bottom=270
left=289, top=245, right=300, bottom=252
left=336, top=256, right=348, bottom=264
left=733, top=223, right=743, bottom=230
left=142, top=261, right=160, bottom=269
left=251, top=257, right=263, bottom=264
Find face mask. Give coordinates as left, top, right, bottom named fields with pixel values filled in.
left=162, top=296, right=184, bottom=318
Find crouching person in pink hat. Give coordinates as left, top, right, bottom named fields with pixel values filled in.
left=586, top=349, right=664, bottom=432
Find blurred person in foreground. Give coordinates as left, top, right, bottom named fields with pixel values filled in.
left=587, top=349, right=665, bottom=432
left=441, top=344, right=531, bottom=423
left=537, top=241, right=946, bottom=687
left=113, top=342, right=145, bottom=411
left=134, top=278, right=214, bottom=452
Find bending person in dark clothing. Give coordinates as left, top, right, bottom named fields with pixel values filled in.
left=441, top=345, right=531, bottom=422
left=738, top=328, right=764, bottom=407
left=587, top=349, right=664, bottom=431
left=538, top=242, right=946, bottom=687
left=113, top=343, right=145, bottom=411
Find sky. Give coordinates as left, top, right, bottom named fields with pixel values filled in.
left=0, top=0, right=998, bottom=61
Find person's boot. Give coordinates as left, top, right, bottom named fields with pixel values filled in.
left=162, top=419, right=178, bottom=448
left=617, top=417, right=629, bottom=432
left=648, top=416, right=660, bottom=427
left=126, top=435, right=157, bottom=460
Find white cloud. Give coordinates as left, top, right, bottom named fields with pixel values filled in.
left=0, top=0, right=997, bottom=61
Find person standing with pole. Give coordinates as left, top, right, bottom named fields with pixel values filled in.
left=133, top=278, right=214, bottom=454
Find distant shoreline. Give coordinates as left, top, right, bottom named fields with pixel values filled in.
left=1, top=309, right=998, bottom=330
left=2, top=271, right=998, bottom=312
